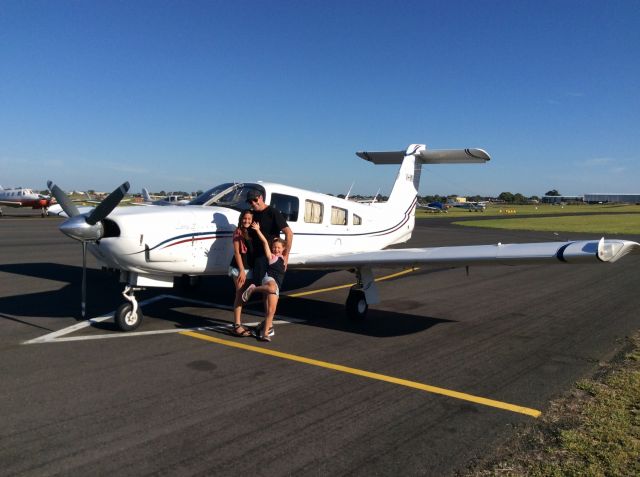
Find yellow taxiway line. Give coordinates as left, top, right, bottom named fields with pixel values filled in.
left=180, top=330, right=541, bottom=418
left=284, top=267, right=419, bottom=298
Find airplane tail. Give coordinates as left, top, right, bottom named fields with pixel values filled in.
left=356, top=144, right=491, bottom=243
left=357, top=144, right=490, bottom=208
left=142, top=188, right=152, bottom=202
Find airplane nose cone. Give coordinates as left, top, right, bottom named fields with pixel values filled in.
left=59, top=215, right=104, bottom=242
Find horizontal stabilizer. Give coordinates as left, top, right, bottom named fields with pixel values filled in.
left=357, top=147, right=490, bottom=164
left=356, top=150, right=406, bottom=164
left=419, top=148, right=490, bottom=164
left=291, top=239, right=640, bottom=269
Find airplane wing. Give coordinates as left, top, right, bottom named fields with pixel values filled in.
left=292, top=238, right=640, bottom=269
left=0, top=200, right=24, bottom=207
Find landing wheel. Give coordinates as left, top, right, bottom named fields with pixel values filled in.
left=346, top=289, right=368, bottom=320
left=115, top=302, right=143, bottom=331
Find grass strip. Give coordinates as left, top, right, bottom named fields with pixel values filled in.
left=453, top=214, right=640, bottom=234
left=417, top=204, right=640, bottom=219
left=465, top=331, right=640, bottom=476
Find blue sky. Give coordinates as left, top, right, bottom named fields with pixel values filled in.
left=1, top=1, right=639, bottom=197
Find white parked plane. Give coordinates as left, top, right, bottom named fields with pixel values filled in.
left=137, top=188, right=190, bottom=206
left=0, top=186, right=54, bottom=217
left=48, top=144, right=640, bottom=331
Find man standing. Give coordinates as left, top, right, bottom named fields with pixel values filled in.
left=245, top=190, right=293, bottom=284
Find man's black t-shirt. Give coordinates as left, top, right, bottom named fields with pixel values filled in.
left=250, top=206, right=288, bottom=258
left=250, top=206, right=288, bottom=284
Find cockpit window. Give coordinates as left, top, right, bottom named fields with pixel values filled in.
left=189, top=183, right=266, bottom=210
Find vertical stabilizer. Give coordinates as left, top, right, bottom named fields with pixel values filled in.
left=356, top=144, right=425, bottom=211
left=386, top=144, right=423, bottom=209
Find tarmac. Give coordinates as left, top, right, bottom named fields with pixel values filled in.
left=1, top=208, right=639, bottom=476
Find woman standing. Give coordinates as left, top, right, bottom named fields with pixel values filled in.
left=228, top=209, right=255, bottom=336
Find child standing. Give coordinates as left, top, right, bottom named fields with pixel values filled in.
left=241, top=222, right=286, bottom=341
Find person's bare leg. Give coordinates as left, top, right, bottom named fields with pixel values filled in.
left=262, top=293, right=278, bottom=340
left=232, top=279, right=250, bottom=335
left=243, top=281, right=275, bottom=302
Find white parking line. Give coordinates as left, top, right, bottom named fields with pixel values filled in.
left=22, top=294, right=302, bottom=345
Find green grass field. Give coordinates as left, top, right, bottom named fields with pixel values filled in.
left=417, top=203, right=640, bottom=219
left=454, top=214, right=640, bottom=235
left=416, top=204, right=640, bottom=234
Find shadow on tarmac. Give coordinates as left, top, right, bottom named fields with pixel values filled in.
left=1, top=262, right=453, bottom=337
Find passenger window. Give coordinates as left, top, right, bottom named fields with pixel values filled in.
left=271, top=193, right=299, bottom=222
left=353, top=214, right=362, bottom=225
left=304, top=200, right=323, bottom=223
left=331, top=206, right=347, bottom=225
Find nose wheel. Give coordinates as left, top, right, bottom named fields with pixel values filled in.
left=114, top=285, right=144, bottom=331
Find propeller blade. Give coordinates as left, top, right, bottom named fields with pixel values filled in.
left=47, top=180, right=80, bottom=217
left=86, top=181, right=130, bottom=225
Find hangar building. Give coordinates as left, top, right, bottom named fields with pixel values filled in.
left=584, top=194, right=640, bottom=204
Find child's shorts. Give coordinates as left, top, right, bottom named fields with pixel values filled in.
left=262, top=275, right=280, bottom=296
left=228, top=267, right=252, bottom=279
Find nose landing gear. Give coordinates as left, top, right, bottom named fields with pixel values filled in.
left=114, top=285, right=144, bottom=331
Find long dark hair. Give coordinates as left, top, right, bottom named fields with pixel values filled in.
left=237, top=209, right=254, bottom=242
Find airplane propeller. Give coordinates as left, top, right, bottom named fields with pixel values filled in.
left=47, top=180, right=130, bottom=319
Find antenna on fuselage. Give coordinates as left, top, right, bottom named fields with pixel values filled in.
left=345, top=181, right=355, bottom=200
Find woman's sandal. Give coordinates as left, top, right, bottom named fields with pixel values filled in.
left=231, top=324, right=252, bottom=337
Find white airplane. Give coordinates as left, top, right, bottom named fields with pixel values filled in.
left=0, top=186, right=55, bottom=217
left=447, top=200, right=487, bottom=212
left=47, top=144, right=640, bottom=332
left=457, top=201, right=487, bottom=212
left=136, top=188, right=190, bottom=206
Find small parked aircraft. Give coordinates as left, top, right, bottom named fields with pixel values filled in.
left=48, top=144, right=640, bottom=331
left=137, top=188, right=190, bottom=206
left=418, top=201, right=447, bottom=212
left=447, top=200, right=487, bottom=212
left=0, top=186, right=55, bottom=217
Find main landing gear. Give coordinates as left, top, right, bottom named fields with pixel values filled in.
left=114, top=285, right=144, bottom=331
left=345, top=267, right=379, bottom=320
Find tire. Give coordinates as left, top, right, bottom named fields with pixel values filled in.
left=114, top=302, right=143, bottom=331
left=346, top=289, right=368, bottom=320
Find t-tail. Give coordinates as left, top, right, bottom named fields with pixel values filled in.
left=356, top=144, right=491, bottom=241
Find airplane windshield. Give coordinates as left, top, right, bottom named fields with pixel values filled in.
left=189, top=182, right=266, bottom=209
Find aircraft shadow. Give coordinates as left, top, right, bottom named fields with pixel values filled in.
left=0, top=263, right=158, bottom=319
left=1, top=263, right=452, bottom=337
left=110, top=294, right=454, bottom=338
